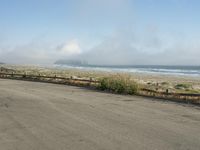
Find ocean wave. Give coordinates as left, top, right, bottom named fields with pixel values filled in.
left=54, top=65, right=200, bottom=77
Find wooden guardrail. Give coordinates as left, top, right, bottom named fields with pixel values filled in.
left=0, top=72, right=200, bottom=104
left=141, top=88, right=200, bottom=96
left=0, top=72, right=99, bottom=88
left=140, top=88, right=200, bottom=104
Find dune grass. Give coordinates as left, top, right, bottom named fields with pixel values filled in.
left=175, top=83, right=192, bottom=89
left=98, top=74, right=139, bottom=95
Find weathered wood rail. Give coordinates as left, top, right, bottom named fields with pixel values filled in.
left=0, top=72, right=200, bottom=104
left=0, top=72, right=99, bottom=83
left=139, top=88, right=200, bottom=104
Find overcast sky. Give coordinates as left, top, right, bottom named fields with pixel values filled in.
left=0, top=0, right=200, bottom=65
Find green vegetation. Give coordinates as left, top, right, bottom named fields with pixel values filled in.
left=175, top=83, right=192, bottom=89
left=184, top=89, right=200, bottom=94
left=161, top=82, right=169, bottom=85
left=98, top=75, right=139, bottom=94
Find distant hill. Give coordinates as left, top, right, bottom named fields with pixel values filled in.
left=0, top=62, right=5, bottom=64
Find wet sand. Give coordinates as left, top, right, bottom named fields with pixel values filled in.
left=0, top=79, right=200, bottom=150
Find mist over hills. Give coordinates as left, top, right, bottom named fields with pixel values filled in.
left=55, top=30, right=200, bottom=66
left=55, top=59, right=88, bottom=66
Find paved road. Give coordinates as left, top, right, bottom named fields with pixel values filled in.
left=0, top=79, right=200, bottom=150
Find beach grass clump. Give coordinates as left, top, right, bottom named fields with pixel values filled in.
left=98, top=74, right=139, bottom=94
left=161, top=82, right=169, bottom=85
left=175, top=83, right=192, bottom=90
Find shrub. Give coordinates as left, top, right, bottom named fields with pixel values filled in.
left=175, top=83, right=191, bottom=89
left=161, top=82, right=169, bottom=85
left=98, top=75, right=139, bottom=94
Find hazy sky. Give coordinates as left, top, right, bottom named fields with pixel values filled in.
left=0, top=0, right=200, bottom=65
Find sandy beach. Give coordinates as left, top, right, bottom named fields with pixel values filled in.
left=0, top=79, right=200, bottom=150
left=1, top=64, right=200, bottom=94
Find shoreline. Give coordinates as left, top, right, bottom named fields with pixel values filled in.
left=54, top=64, right=200, bottom=78
left=2, top=64, right=200, bottom=79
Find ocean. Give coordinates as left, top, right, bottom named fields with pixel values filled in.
left=55, top=65, right=200, bottom=77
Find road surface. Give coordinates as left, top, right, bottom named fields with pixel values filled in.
left=0, top=79, right=200, bottom=150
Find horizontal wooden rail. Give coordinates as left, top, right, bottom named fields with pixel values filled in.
left=0, top=72, right=99, bottom=83
left=141, top=88, right=200, bottom=97
left=140, top=88, right=200, bottom=104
